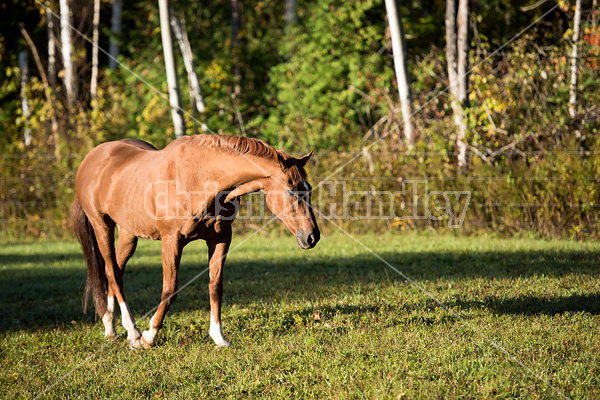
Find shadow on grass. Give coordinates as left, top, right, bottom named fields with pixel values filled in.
left=1, top=244, right=599, bottom=333
left=453, top=294, right=600, bottom=316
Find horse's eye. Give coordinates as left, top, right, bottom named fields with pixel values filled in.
left=286, top=190, right=297, bottom=197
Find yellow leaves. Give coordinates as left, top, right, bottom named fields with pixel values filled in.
left=557, top=0, right=571, bottom=12
left=206, top=60, right=227, bottom=89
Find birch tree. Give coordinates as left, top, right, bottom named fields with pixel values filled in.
left=19, top=24, right=60, bottom=147
left=59, top=0, right=76, bottom=106
left=568, top=0, right=582, bottom=120
left=19, top=51, right=32, bottom=146
left=108, top=0, right=122, bottom=69
left=384, top=0, right=415, bottom=148
left=169, top=6, right=206, bottom=116
left=284, top=0, right=297, bottom=32
left=90, top=0, right=101, bottom=101
left=158, top=0, right=186, bottom=138
left=230, top=0, right=242, bottom=97
left=445, top=0, right=469, bottom=169
left=47, top=9, right=57, bottom=88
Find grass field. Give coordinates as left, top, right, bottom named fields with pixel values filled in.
left=0, top=231, right=599, bottom=399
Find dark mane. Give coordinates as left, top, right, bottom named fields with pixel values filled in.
left=188, top=134, right=306, bottom=183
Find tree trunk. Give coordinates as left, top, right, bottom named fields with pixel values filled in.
left=445, top=0, right=458, bottom=97
left=455, top=0, right=468, bottom=169
left=446, top=0, right=469, bottom=170
left=108, top=0, right=122, bottom=70
left=59, top=0, right=76, bottom=107
left=19, top=51, right=32, bottom=147
left=568, top=0, right=582, bottom=120
left=19, top=24, right=60, bottom=151
left=158, top=0, right=186, bottom=138
left=593, top=0, right=598, bottom=52
left=230, top=0, right=242, bottom=98
left=90, top=0, right=101, bottom=101
left=384, top=0, right=415, bottom=148
left=47, top=10, right=57, bottom=88
left=169, top=6, right=206, bottom=116
left=284, top=0, right=297, bottom=31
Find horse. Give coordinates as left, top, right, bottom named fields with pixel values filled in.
left=70, top=134, right=320, bottom=348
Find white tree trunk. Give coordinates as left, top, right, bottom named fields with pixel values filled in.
left=19, top=51, right=32, bottom=147
left=108, top=0, right=122, bottom=70
left=284, top=0, right=297, bottom=30
left=456, top=0, right=468, bottom=104
left=158, top=0, right=186, bottom=138
left=445, top=0, right=458, bottom=98
left=47, top=11, right=57, bottom=88
left=446, top=0, right=469, bottom=170
left=569, top=0, right=582, bottom=119
left=90, top=0, right=101, bottom=101
left=59, top=0, right=76, bottom=106
left=169, top=7, right=206, bottom=114
left=384, top=0, right=414, bottom=148
left=230, top=0, right=242, bottom=97
left=455, top=0, right=469, bottom=169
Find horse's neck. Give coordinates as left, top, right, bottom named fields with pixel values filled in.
left=177, top=151, right=274, bottom=214
left=213, top=155, right=274, bottom=191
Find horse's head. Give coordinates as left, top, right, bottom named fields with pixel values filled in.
left=263, top=151, right=320, bottom=250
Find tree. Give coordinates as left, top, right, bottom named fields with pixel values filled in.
left=384, top=0, right=415, bottom=148
left=59, top=0, right=76, bottom=107
left=284, top=0, right=297, bottom=32
left=169, top=5, right=206, bottom=118
left=158, top=0, right=186, bottom=138
left=19, top=24, right=60, bottom=151
left=230, top=0, right=242, bottom=98
left=445, top=0, right=469, bottom=170
left=568, top=0, right=582, bottom=121
left=108, top=0, right=122, bottom=70
left=90, top=0, right=101, bottom=101
left=19, top=50, right=32, bottom=146
left=46, top=8, right=57, bottom=88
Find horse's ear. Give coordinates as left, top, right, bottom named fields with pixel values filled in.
left=297, top=151, right=313, bottom=167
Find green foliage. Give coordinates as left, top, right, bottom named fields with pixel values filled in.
left=253, top=0, right=394, bottom=150
left=1, top=1, right=599, bottom=238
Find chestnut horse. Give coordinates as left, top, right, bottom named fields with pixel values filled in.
left=71, top=134, right=320, bottom=348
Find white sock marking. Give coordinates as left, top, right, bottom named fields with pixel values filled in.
left=209, top=313, right=230, bottom=347
left=142, top=315, right=158, bottom=345
left=119, top=301, right=140, bottom=340
left=102, top=296, right=116, bottom=337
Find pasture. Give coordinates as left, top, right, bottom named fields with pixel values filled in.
left=1, top=232, right=598, bottom=399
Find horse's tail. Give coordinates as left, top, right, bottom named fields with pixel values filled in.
left=71, top=195, right=107, bottom=317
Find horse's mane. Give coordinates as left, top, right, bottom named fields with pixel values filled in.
left=188, top=134, right=306, bottom=183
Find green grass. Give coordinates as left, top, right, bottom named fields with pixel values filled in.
left=1, top=232, right=599, bottom=399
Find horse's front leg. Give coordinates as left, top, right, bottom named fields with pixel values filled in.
left=207, top=229, right=232, bottom=347
left=141, top=236, right=182, bottom=348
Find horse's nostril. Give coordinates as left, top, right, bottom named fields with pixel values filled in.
left=307, top=233, right=316, bottom=246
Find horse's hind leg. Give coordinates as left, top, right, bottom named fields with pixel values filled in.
left=103, top=227, right=139, bottom=338
left=91, top=218, right=141, bottom=346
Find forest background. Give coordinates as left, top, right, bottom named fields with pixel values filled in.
left=0, top=0, right=599, bottom=239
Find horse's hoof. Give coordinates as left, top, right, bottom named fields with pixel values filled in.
left=105, top=333, right=118, bottom=340
left=140, top=334, right=153, bottom=349
left=128, top=338, right=142, bottom=349
left=215, top=340, right=231, bottom=349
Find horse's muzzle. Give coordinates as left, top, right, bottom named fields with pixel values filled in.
left=296, top=229, right=320, bottom=249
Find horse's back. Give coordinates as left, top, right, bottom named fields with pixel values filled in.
left=76, top=139, right=163, bottom=212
